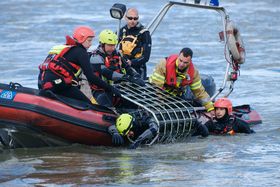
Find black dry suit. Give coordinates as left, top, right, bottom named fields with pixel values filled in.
left=205, top=113, right=254, bottom=135
left=119, top=23, right=152, bottom=79
left=127, top=111, right=158, bottom=149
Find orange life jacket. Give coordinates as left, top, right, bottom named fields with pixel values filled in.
left=165, top=54, right=195, bottom=88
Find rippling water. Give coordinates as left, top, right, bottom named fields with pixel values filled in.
left=1, top=0, right=280, bottom=186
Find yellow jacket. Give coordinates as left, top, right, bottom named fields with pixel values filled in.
left=149, top=58, right=214, bottom=111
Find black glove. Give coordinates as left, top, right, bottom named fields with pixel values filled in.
left=128, top=140, right=141, bottom=149
left=112, top=133, right=124, bottom=145
left=110, top=85, right=121, bottom=97
left=123, top=74, right=145, bottom=86
left=108, top=125, right=124, bottom=146
left=197, top=123, right=209, bottom=137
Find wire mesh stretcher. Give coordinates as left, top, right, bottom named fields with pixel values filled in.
left=116, top=82, right=201, bottom=145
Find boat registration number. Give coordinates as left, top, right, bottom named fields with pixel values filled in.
left=0, top=90, right=16, bottom=100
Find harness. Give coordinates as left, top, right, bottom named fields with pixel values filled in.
left=164, top=54, right=195, bottom=96
left=119, top=27, right=147, bottom=59
left=39, top=44, right=81, bottom=90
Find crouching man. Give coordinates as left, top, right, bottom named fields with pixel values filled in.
left=108, top=112, right=158, bottom=149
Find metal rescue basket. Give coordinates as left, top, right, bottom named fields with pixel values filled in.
left=116, top=82, right=202, bottom=145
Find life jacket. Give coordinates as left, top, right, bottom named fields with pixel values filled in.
left=38, top=36, right=81, bottom=90
left=119, top=28, right=147, bottom=59
left=91, top=49, right=125, bottom=89
left=164, top=54, right=195, bottom=95
left=104, top=55, right=122, bottom=74
left=212, top=116, right=236, bottom=135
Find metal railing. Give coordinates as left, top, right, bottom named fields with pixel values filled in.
left=117, top=82, right=199, bottom=145
left=146, top=1, right=236, bottom=100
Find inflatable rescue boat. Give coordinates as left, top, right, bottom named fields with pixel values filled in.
left=0, top=82, right=117, bottom=148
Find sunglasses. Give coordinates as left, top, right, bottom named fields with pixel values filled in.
left=126, top=16, right=139, bottom=21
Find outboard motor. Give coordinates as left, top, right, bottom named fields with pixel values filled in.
left=183, top=74, right=216, bottom=100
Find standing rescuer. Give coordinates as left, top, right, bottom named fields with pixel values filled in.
left=119, top=8, right=152, bottom=80
left=38, top=26, right=120, bottom=103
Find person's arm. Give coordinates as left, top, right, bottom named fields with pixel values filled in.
left=205, top=120, right=215, bottom=133
left=233, top=117, right=254, bottom=134
left=78, top=49, right=120, bottom=96
left=149, top=59, right=167, bottom=88
left=190, top=68, right=214, bottom=112
left=90, top=54, right=124, bottom=82
left=108, top=125, right=124, bottom=145
left=192, top=120, right=209, bottom=137
left=130, top=31, right=152, bottom=68
left=129, top=117, right=158, bottom=149
left=118, top=26, right=125, bottom=43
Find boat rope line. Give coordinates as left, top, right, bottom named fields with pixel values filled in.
left=116, top=82, right=200, bottom=145
left=0, top=99, right=109, bottom=133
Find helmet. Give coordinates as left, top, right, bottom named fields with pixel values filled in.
left=99, top=29, right=118, bottom=45
left=214, top=98, right=233, bottom=115
left=116, top=113, right=133, bottom=135
left=73, top=26, right=95, bottom=43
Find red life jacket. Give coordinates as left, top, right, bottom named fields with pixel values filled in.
left=92, top=49, right=123, bottom=78
left=90, top=49, right=123, bottom=91
left=165, top=54, right=195, bottom=88
left=104, top=55, right=122, bottom=74
left=39, top=36, right=81, bottom=89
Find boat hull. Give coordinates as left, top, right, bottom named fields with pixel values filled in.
left=0, top=83, right=117, bottom=148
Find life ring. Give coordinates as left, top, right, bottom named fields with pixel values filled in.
left=226, top=21, right=246, bottom=64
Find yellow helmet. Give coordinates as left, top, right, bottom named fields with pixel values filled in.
left=99, top=29, right=118, bottom=45
left=116, top=113, right=133, bottom=135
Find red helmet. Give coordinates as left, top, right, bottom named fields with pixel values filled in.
left=214, top=98, right=233, bottom=115
left=73, top=26, right=95, bottom=43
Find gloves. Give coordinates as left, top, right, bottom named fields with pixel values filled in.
left=112, top=133, right=124, bottom=145
left=110, top=85, right=121, bottom=97
left=124, top=67, right=146, bottom=86
left=196, top=123, right=209, bottom=137
left=108, top=125, right=124, bottom=146
left=123, top=74, right=145, bottom=86
left=128, top=140, right=141, bottom=149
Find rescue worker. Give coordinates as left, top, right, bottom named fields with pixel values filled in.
left=108, top=112, right=158, bottom=149
left=205, top=98, right=255, bottom=135
left=119, top=8, right=152, bottom=80
left=149, top=47, right=214, bottom=113
left=38, top=26, right=120, bottom=103
left=90, top=29, right=145, bottom=107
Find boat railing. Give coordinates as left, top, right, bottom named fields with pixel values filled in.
left=146, top=1, right=236, bottom=100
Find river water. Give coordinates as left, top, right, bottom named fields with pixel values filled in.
left=0, top=0, right=280, bottom=186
